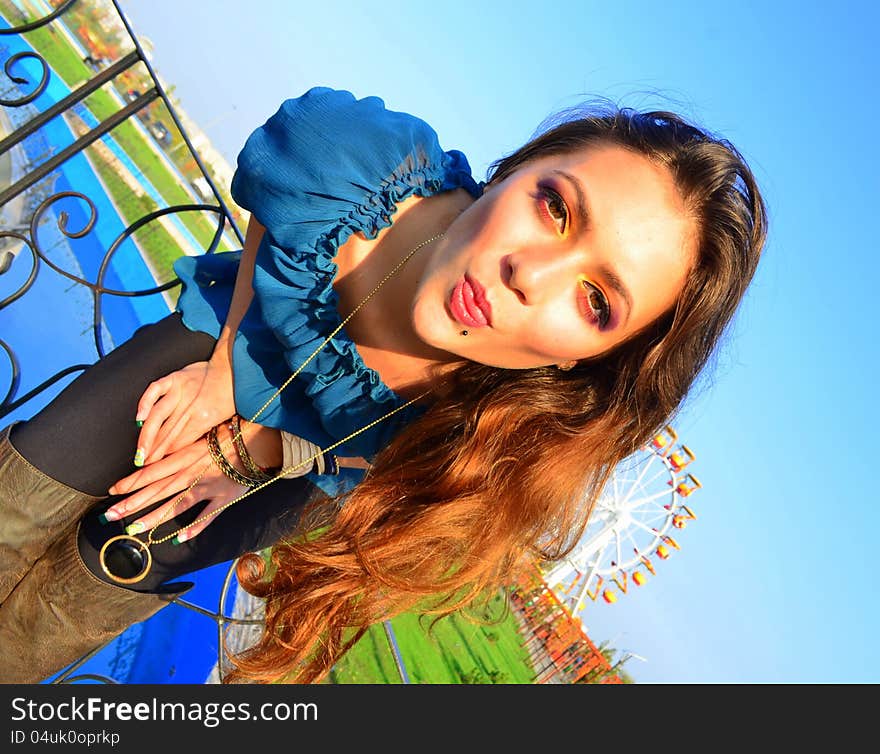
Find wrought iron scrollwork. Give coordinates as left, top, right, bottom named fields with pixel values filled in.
left=0, top=231, right=38, bottom=308
left=0, top=189, right=230, bottom=367
left=0, top=0, right=79, bottom=36
left=91, top=202, right=228, bottom=358
left=0, top=337, right=20, bottom=411
left=0, top=0, right=264, bottom=684
left=0, top=51, right=49, bottom=106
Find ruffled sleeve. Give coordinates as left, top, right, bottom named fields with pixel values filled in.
left=230, top=87, right=471, bottom=248
left=226, top=87, right=480, bottom=463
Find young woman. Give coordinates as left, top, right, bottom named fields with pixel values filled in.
left=0, top=87, right=766, bottom=683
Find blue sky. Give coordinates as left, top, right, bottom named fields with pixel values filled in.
left=119, top=0, right=879, bottom=682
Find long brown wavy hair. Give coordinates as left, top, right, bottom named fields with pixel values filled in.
left=226, top=102, right=768, bottom=683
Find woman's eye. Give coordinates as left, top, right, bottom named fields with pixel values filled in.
left=582, top=280, right=611, bottom=328
left=541, top=188, right=568, bottom=233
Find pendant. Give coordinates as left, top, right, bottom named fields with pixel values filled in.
left=99, top=534, right=153, bottom=585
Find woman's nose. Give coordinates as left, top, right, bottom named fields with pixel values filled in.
left=504, top=249, right=581, bottom=306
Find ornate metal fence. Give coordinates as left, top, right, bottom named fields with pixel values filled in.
left=0, top=0, right=412, bottom=685
left=0, top=0, right=256, bottom=684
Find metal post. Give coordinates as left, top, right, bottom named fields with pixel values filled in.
left=381, top=620, right=410, bottom=684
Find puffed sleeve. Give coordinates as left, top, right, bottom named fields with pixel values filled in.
left=229, top=86, right=463, bottom=248
left=225, top=87, right=478, bottom=462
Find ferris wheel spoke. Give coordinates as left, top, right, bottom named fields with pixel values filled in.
left=619, top=455, right=665, bottom=506
left=631, top=510, right=672, bottom=530
left=617, top=458, right=655, bottom=505
left=637, top=464, right=675, bottom=490
left=613, top=475, right=643, bottom=486
left=626, top=502, right=672, bottom=523
left=567, top=538, right=610, bottom=582
left=615, top=469, right=665, bottom=490
left=631, top=511, right=672, bottom=531
left=612, top=472, right=621, bottom=501
left=630, top=518, right=665, bottom=539
left=614, top=528, right=623, bottom=568
left=588, top=540, right=611, bottom=573
left=573, top=560, right=602, bottom=609
left=585, top=512, right=613, bottom=534
left=625, top=487, right=677, bottom=510
left=594, top=499, right=617, bottom=515
left=624, top=527, right=643, bottom=556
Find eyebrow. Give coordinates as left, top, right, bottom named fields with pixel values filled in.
left=554, top=169, right=633, bottom=327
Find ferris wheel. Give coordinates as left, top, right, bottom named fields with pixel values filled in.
left=541, top=425, right=702, bottom=612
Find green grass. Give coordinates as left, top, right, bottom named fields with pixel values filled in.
left=327, top=593, right=536, bottom=684
left=86, top=147, right=181, bottom=285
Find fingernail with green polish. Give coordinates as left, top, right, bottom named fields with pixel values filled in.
left=98, top=512, right=111, bottom=525
left=133, top=448, right=145, bottom=467
left=125, top=522, right=145, bottom=536
left=135, top=419, right=144, bottom=428
left=171, top=535, right=182, bottom=546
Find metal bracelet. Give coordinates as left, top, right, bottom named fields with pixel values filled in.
left=228, top=415, right=275, bottom=482
left=206, top=425, right=258, bottom=488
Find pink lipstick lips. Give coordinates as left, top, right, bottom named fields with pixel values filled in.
left=449, top=275, right=492, bottom=328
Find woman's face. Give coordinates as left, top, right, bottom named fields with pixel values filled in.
left=411, top=143, right=697, bottom=368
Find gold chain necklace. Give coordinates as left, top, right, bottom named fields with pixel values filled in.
left=99, top=232, right=444, bottom=585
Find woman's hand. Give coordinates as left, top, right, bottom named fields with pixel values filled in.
left=106, top=432, right=249, bottom=544
left=133, top=354, right=235, bottom=467
left=131, top=217, right=265, bottom=468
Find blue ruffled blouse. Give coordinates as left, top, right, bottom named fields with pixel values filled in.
left=173, top=87, right=482, bottom=496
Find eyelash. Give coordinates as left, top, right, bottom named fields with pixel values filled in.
left=581, top=280, right=611, bottom=329
left=537, top=186, right=569, bottom=234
